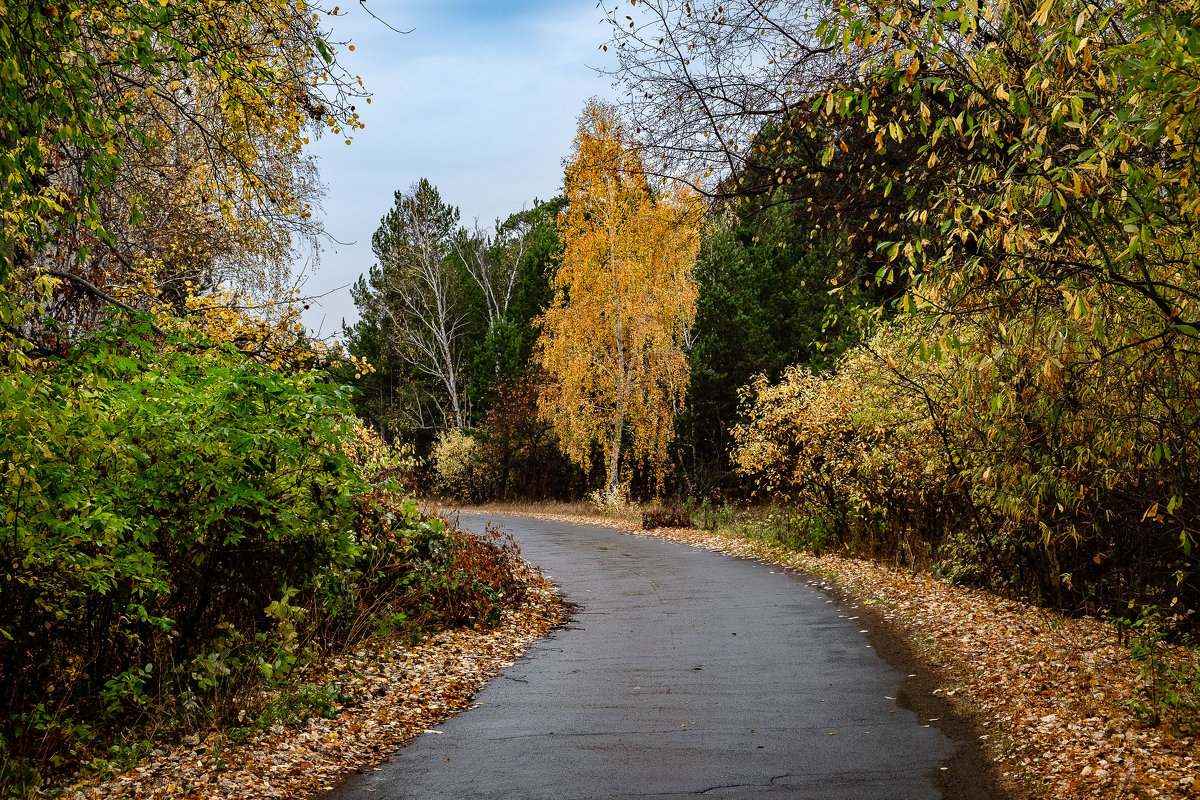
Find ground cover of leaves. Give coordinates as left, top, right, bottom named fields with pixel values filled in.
left=60, top=507, right=1198, bottom=800
left=62, top=573, right=569, bottom=800
left=507, top=509, right=1198, bottom=800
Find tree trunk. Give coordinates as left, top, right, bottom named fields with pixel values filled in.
left=606, top=423, right=623, bottom=496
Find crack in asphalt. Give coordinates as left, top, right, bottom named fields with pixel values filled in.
left=569, top=776, right=801, bottom=800
left=692, top=774, right=796, bottom=795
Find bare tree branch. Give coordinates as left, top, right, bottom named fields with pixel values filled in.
left=598, top=0, right=847, bottom=192
left=44, top=269, right=166, bottom=336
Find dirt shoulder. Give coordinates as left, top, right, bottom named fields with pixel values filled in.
left=479, top=506, right=1197, bottom=800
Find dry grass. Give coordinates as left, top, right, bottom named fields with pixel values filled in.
left=455, top=499, right=649, bottom=525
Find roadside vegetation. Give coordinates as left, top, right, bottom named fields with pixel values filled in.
left=8, top=0, right=1200, bottom=797
left=0, top=1, right=544, bottom=796
left=359, top=2, right=1200, bottom=783
left=0, top=317, right=539, bottom=796
left=378, top=0, right=1200, bottom=647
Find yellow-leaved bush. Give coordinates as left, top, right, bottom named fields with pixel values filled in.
left=432, top=428, right=482, bottom=502
left=733, top=317, right=954, bottom=562
left=734, top=304, right=1199, bottom=623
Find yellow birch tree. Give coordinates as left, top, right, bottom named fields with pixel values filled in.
left=536, top=99, right=702, bottom=496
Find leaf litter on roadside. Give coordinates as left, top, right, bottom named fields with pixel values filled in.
left=616, top=520, right=1199, bottom=800
left=64, top=570, right=569, bottom=800
left=66, top=509, right=1199, bottom=800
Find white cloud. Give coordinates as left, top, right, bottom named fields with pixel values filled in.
left=299, top=1, right=617, bottom=335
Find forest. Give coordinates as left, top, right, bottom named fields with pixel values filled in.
left=349, top=0, right=1200, bottom=642
left=3, top=0, right=1200, bottom=793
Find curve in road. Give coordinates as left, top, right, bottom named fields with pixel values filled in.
left=324, top=513, right=1002, bottom=800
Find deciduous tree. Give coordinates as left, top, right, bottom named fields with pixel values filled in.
left=356, top=179, right=470, bottom=430
left=1, top=0, right=364, bottom=359
left=462, top=199, right=563, bottom=410
left=598, top=0, right=846, bottom=191
left=536, top=100, right=702, bottom=495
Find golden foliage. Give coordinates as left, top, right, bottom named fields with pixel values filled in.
left=338, top=418, right=419, bottom=490
left=2, top=0, right=366, bottom=357
left=734, top=301, right=1200, bottom=617
left=732, top=320, right=949, bottom=548
left=536, top=100, right=703, bottom=492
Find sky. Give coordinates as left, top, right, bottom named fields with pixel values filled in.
left=297, top=0, right=619, bottom=337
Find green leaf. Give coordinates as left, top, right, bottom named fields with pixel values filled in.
left=315, top=37, right=333, bottom=64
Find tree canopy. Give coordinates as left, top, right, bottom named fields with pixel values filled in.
left=536, top=100, right=703, bottom=495
left=598, top=0, right=1200, bottom=627
left=1, top=0, right=364, bottom=364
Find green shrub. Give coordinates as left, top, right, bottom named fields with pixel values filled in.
left=690, top=498, right=736, bottom=532
left=0, top=321, right=536, bottom=794
left=1, top=323, right=364, bottom=757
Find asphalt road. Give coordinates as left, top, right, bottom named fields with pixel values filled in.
left=324, top=514, right=995, bottom=800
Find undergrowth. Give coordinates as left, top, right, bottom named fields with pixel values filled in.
left=0, top=324, right=536, bottom=799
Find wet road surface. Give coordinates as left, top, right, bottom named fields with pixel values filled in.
left=324, top=514, right=981, bottom=799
